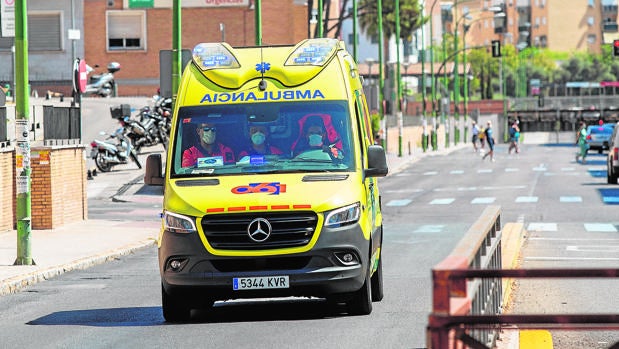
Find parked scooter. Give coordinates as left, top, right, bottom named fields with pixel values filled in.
left=82, top=62, right=121, bottom=97
left=112, top=104, right=169, bottom=154
left=90, top=127, right=141, bottom=172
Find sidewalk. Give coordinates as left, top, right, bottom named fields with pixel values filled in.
left=0, top=142, right=467, bottom=296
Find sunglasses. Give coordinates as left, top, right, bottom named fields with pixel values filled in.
left=202, top=127, right=217, bottom=132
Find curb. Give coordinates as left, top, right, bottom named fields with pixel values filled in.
left=0, top=238, right=157, bottom=296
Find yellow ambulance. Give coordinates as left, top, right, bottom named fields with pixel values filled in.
left=144, top=38, right=388, bottom=321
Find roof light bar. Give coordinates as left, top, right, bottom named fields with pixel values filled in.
left=192, top=43, right=240, bottom=70
left=286, top=38, right=339, bottom=66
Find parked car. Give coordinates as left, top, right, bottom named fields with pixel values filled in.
left=606, top=122, right=619, bottom=184
left=587, top=123, right=615, bottom=153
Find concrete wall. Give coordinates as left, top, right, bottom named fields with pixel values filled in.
left=0, top=146, right=87, bottom=232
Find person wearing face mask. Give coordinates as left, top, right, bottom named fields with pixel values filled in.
left=238, top=125, right=283, bottom=158
left=182, top=122, right=235, bottom=167
left=292, top=115, right=343, bottom=159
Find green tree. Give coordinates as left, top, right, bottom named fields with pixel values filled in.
left=358, top=0, right=424, bottom=41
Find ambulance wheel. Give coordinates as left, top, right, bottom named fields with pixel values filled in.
left=161, top=284, right=191, bottom=322
left=346, top=264, right=372, bottom=315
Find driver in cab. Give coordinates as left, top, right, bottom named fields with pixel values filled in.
left=293, top=115, right=343, bottom=159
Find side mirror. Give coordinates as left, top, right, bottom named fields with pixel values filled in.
left=365, top=145, right=388, bottom=177
left=144, top=153, right=165, bottom=186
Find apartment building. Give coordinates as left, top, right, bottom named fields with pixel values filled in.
left=452, top=0, right=616, bottom=54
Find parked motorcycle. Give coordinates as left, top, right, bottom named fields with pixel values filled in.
left=82, top=62, right=121, bottom=97
left=90, top=127, right=141, bottom=172
left=112, top=104, right=169, bottom=154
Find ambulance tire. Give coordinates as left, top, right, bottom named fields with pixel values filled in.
left=161, top=284, right=191, bottom=322
left=371, top=228, right=384, bottom=302
left=346, top=262, right=372, bottom=315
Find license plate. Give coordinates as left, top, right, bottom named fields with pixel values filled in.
left=233, top=276, right=289, bottom=290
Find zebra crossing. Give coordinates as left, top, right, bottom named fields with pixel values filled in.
left=384, top=164, right=617, bottom=207
left=410, top=222, right=618, bottom=233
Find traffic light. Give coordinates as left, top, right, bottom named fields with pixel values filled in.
left=613, top=40, right=619, bottom=57
left=491, top=40, right=501, bottom=58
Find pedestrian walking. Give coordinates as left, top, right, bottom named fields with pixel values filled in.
left=478, top=124, right=486, bottom=153
left=471, top=121, right=480, bottom=152
left=482, top=121, right=495, bottom=162
left=575, top=121, right=589, bottom=164
left=508, top=120, right=520, bottom=154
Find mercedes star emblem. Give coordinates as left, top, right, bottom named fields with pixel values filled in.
left=247, top=218, right=272, bottom=242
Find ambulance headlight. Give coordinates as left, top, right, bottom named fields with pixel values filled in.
left=324, top=202, right=360, bottom=228
left=164, top=211, right=197, bottom=234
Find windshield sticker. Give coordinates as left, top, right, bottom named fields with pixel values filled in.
left=197, top=156, right=224, bottom=167
left=200, top=89, right=325, bottom=103
left=231, top=182, right=287, bottom=195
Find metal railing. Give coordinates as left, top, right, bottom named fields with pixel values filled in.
left=427, top=205, right=619, bottom=349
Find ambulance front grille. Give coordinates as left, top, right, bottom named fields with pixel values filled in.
left=201, top=212, right=318, bottom=250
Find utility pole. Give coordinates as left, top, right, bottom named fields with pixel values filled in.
left=255, top=0, right=262, bottom=45
left=316, top=0, right=323, bottom=38
left=378, top=0, right=385, bottom=150
left=14, top=0, right=33, bottom=265
left=395, top=0, right=402, bottom=157
left=172, top=0, right=181, bottom=102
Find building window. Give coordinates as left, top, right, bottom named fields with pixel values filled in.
left=587, top=34, right=596, bottom=44
left=588, top=16, right=594, bottom=26
left=107, top=10, right=146, bottom=51
left=588, top=0, right=594, bottom=7
left=29, top=12, right=63, bottom=51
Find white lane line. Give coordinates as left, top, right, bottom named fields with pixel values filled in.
left=560, top=196, right=582, bottom=203
left=533, top=164, right=547, bottom=171
left=424, top=171, right=438, bottom=176
left=566, top=245, right=619, bottom=252
left=477, top=169, right=493, bottom=174
left=527, top=223, right=557, bottom=231
left=471, top=197, right=496, bottom=204
left=525, top=256, right=619, bottom=261
left=584, top=223, right=617, bottom=232
left=450, top=170, right=464, bottom=174
left=515, top=196, right=538, bottom=203
left=386, top=199, right=412, bottom=207
left=505, top=168, right=519, bottom=172
left=430, top=198, right=455, bottom=205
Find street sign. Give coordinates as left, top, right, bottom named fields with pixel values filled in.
left=1, top=0, right=15, bottom=38
left=491, top=40, right=501, bottom=58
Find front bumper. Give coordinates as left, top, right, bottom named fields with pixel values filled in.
left=159, top=222, right=371, bottom=302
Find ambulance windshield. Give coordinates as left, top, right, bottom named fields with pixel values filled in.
left=170, top=101, right=355, bottom=177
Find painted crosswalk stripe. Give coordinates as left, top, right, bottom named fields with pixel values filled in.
left=477, top=169, right=493, bottom=174
left=560, top=196, right=582, bottom=203
left=584, top=223, right=617, bottom=232
left=386, top=199, right=412, bottom=207
left=515, top=196, right=538, bottom=203
left=505, top=168, right=519, bottom=172
left=471, top=197, right=496, bottom=204
left=527, top=222, right=557, bottom=231
left=414, top=225, right=445, bottom=233
left=424, top=171, right=438, bottom=176
left=430, top=198, right=455, bottom=205
left=450, top=170, right=464, bottom=174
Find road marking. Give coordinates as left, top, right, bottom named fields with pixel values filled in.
left=424, top=171, right=438, bottom=176
left=559, top=196, right=582, bottom=203
left=584, top=223, right=617, bottom=232
left=526, top=256, right=619, bottom=261
left=477, top=169, right=493, bottom=174
left=471, top=197, right=496, bottom=204
left=386, top=199, right=412, bottom=207
left=414, top=225, right=445, bottom=233
left=430, top=198, right=455, bottom=205
left=516, top=196, right=538, bottom=203
left=505, top=168, right=519, bottom=172
left=561, top=167, right=576, bottom=171
left=566, top=245, right=619, bottom=252
left=533, top=164, right=547, bottom=171
left=450, top=170, right=464, bottom=174
left=527, top=223, right=557, bottom=231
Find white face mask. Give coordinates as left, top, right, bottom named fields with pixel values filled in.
left=251, top=132, right=266, bottom=145
left=202, top=131, right=216, bottom=144
left=309, top=134, right=323, bottom=147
